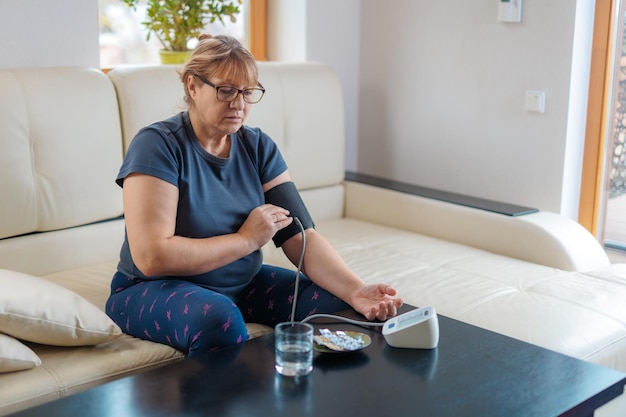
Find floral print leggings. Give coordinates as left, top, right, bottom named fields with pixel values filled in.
left=105, top=264, right=349, bottom=357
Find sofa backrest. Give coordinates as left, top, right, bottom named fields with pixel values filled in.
left=0, top=68, right=126, bottom=274
left=0, top=68, right=124, bottom=239
left=107, top=62, right=346, bottom=194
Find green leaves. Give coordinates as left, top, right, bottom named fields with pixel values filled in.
left=121, top=0, right=242, bottom=51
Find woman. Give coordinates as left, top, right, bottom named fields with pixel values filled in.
left=106, top=34, right=403, bottom=357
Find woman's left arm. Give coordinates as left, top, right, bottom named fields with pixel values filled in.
left=263, top=172, right=402, bottom=321
left=281, top=228, right=402, bottom=321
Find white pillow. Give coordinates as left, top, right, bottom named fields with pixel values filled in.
left=0, top=333, right=41, bottom=373
left=0, top=269, right=122, bottom=346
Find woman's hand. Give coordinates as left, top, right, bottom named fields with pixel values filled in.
left=238, top=204, right=293, bottom=249
left=350, top=284, right=403, bottom=321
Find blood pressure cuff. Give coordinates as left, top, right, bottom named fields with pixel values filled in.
left=264, top=181, right=315, bottom=247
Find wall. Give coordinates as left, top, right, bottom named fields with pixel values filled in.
left=269, top=0, right=593, bottom=217
left=0, top=0, right=99, bottom=69
left=267, top=0, right=361, bottom=172
left=356, top=0, right=594, bottom=218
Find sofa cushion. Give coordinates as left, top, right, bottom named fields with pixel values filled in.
left=0, top=269, right=122, bottom=346
left=0, top=333, right=41, bottom=373
left=0, top=68, right=124, bottom=240
left=0, top=218, right=125, bottom=277
left=0, top=260, right=273, bottom=415
left=262, top=217, right=626, bottom=373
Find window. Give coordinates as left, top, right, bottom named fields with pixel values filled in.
left=98, top=0, right=253, bottom=67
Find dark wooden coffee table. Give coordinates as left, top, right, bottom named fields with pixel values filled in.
left=9, top=307, right=626, bottom=417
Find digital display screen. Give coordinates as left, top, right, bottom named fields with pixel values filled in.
left=398, top=309, right=428, bottom=329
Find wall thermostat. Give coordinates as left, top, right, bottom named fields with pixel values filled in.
left=382, top=306, right=439, bottom=349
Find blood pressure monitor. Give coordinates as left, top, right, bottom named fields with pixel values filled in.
left=382, top=306, right=439, bottom=349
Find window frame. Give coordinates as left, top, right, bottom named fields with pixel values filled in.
left=579, top=0, right=615, bottom=235
left=248, top=0, right=267, bottom=61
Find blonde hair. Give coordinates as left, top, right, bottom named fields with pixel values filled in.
left=179, top=34, right=259, bottom=107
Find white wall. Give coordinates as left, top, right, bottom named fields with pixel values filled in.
left=267, top=0, right=361, bottom=172
left=266, top=0, right=306, bottom=62
left=565, top=0, right=596, bottom=218
left=356, top=0, right=593, bottom=217
left=0, top=0, right=99, bottom=69
left=269, top=0, right=593, bottom=217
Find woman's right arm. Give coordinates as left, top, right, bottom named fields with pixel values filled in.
left=123, top=173, right=291, bottom=277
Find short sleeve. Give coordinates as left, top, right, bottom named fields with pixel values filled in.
left=116, top=125, right=182, bottom=188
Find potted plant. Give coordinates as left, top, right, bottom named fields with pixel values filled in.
left=122, top=0, right=242, bottom=64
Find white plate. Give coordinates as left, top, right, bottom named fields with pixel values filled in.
left=313, top=331, right=371, bottom=353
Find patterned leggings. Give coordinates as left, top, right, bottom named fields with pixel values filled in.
left=105, top=264, right=349, bottom=357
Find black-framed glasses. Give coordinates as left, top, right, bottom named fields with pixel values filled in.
left=194, top=74, right=265, bottom=104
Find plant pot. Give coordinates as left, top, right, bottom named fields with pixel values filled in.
left=159, top=50, right=192, bottom=65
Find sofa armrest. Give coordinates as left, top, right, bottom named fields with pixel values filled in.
left=343, top=179, right=610, bottom=272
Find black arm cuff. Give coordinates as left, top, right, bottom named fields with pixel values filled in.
left=264, top=181, right=315, bottom=247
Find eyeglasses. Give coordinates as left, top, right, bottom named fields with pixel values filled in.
left=194, top=74, right=265, bottom=104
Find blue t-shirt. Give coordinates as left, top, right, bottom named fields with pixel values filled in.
left=116, top=111, right=288, bottom=299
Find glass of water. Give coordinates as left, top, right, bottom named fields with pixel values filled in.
left=275, top=322, right=313, bottom=376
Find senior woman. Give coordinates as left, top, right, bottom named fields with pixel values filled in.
left=105, top=34, right=403, bottom=357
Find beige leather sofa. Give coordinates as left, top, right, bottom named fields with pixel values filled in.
left=1, top=62, right=626, bottom=415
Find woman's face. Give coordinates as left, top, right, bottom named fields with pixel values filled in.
left=188, top=74, right=253, bottom=137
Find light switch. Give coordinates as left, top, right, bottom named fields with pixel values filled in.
left=525, top=90, right=546, bottom=114
left=498, top=0, right=523, bottom=23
